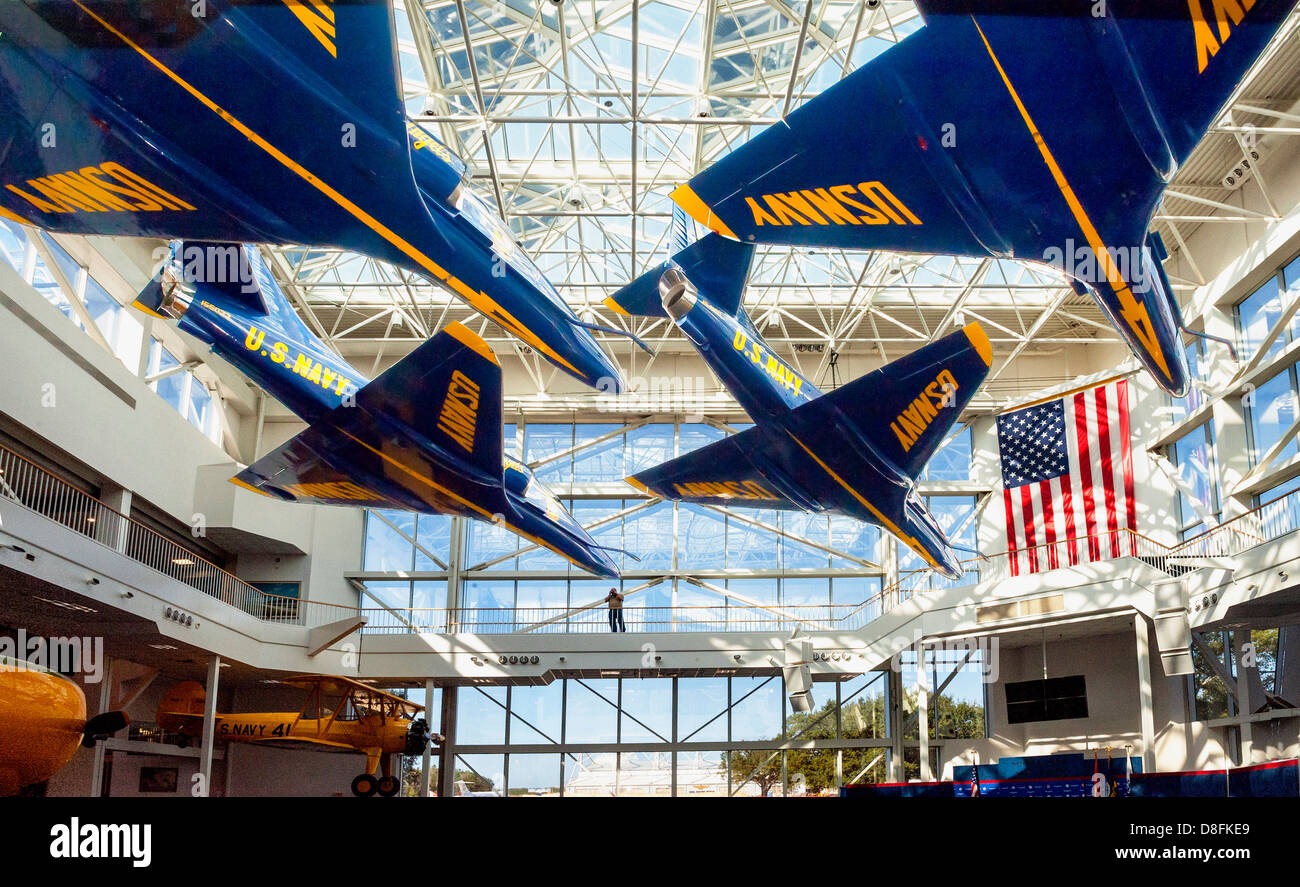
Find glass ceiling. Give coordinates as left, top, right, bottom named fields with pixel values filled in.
left=259, top=0, right=1300, bottom=401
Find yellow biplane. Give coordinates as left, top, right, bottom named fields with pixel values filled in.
left=157, top=674, right=436, bottom=797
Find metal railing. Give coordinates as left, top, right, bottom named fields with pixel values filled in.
left=359, top=603, right=876, bottom=635
left=8, top=432, right=1300, bottom=638
left=0, top=443, right=312, bottom=625
left=856, top=488, right=1300, bottom=621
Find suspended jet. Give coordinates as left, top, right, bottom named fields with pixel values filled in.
left=0, top=0, right=636, bottom=390
left=157, top=675, right=433, bottom=797
left=607, top=233, right=991, bottom=579
left=669, top=0, right=1298, bottom=396
left=134, top=241, right=621, bottom=579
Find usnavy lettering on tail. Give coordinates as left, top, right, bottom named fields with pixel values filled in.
left=1190, top=0, right=1259, bottom=73
left=437, top=370, right=481, bottom=453
left=732, top=330, right=804, bottom=394
left=746, top=181, right=921, bottom=228
left=6, top=161, right=195, bottom=216
left=50, top=818, right=151, bottom=868
left=243, top=326, right=357, bottom=396
left=891, top=369, right=958, bottom=453
left=281, top=0, right=337, bottom=58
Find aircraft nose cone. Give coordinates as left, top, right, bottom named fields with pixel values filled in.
left=1157, top=352, right=1191, bottom=399
left=936, top=547, right=965, bottom=583
left=584, top=547, right=621, bottom=580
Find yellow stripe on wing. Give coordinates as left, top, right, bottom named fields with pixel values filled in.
left=786, top=431, right=939, bottom=569
left=972, top=18, right=1172, bottom=384
left=70, top=0, right=580, bottom=377
left=228, top=477, right=275, bottom=498
left=670, top=183, right=738, bottom=239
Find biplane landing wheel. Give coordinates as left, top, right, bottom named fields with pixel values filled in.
left=377, top=776, right=399, bottom=797
left=351, top=774, right=378, bottom=797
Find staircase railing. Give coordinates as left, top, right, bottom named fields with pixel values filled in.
left=0, top=442, right=311, bottom=625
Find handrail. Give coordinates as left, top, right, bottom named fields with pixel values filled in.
left=0, top=442, right=321, bottom=625
left=863, top=487, right=1300, bottom=616
left=7, top=432, right=1300, bottom=638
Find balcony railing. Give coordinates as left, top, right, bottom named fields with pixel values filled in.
left=6, top=436, right=1300, bottom=638
left=0, top=442, right=315, bottom=625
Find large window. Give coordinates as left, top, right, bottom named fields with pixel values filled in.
left=433, top=673, right=935, bottom=796
left=1235, top=255, right=1300, bottom=361
left=359, top=417, right=981, bottom=631
left=1171, top=339, right=1207, bottom=423
left=0, top=221, right=229, bottom=445
left=1168, top=423, right=1219, bottom=540
left=1245, top=365, right=1299, bottom=469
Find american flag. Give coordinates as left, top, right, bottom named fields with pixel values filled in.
left=996, top=379, right=1136, bottom=576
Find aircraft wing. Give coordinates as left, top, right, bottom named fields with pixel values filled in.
left=0, top=0, right=453, bottom=252
left=242, top=737, right=362, bottom=754
left=626, top=428, right=811, bottom=511
left=676, top=1, right=1297, bottom=256
left=232, top=322, right=507, bottom=517
left=230, top=430, right=398, bottom=509
left=281, top=675, right=424, bottom=715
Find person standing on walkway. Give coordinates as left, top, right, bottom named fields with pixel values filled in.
left=606, top=587, right=625, bottom=632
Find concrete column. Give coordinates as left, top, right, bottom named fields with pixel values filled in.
left=199, top=654, right=220, bottom=797
left=420, top=678, right=435, bottom=797
left=1134, top=617, right=1156, bottom=774
left=887, top=666, right=904, bottom=782
left=670, top=677, right=678, bottom=797
left=437, top=686, right=458, bottom=797
left=1234, top=630, right=1255, bottom=763
left=97, top=485, right=131, bottom=552
left=445, top=518, right=466, bottom=627
left=89, top=657, right=115, bottom=797
left=917, top=645, right=932, bottom=781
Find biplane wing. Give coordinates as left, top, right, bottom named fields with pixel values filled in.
left=281, top=675, right=424, bottom=716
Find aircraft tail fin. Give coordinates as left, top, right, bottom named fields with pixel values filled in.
left=792, top=323, right=993, bottom=481
left=156, top=680, right=206, bottom=734
left=356, top=322, right=505, bottom=482
left=231, top=322, right=505, bottom=506
left=604, top=233, right=754, bottom=319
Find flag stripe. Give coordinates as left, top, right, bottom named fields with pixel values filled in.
left=1060, top=477, right=1079, bottom=566
left=1074, top=390, right=1100, bottom=562
left=1021, top=484, right=1038, bottom=573
left=1095, top=385, right=1121, bottom=559
left=1118, top=379, right=1136, bottom=556
left=1003, top=487, right=1019, bottom=578
left=1039, top=479, right=1057, bottom=570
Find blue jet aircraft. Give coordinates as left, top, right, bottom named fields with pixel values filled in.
left=669, top=0, right=1298, bottom=396
left=0, top=0, right=635, bottom=390
left=607, top=234, right=991, bottom=579
left=134, top=241, right=620, bottom=579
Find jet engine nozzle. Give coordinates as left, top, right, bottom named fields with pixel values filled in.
left=157, top=265, right=195, bottom=320
left=658, top=268, right=697, bottom=321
